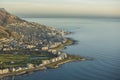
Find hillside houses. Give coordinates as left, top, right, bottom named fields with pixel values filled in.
left=6, top=22, right=65, bottom=46
left=0, top=38, right=67, bottom=52
left=0, top=9, right=67, bottom=50
left=0, top=19, right=68, bottom=52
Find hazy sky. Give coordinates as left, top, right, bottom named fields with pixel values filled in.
left=0, top=0, right=120, bottom=17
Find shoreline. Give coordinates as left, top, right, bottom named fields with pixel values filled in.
left=0, top=55, right=86, bottom=79
left=0, top=38, right=86, bottom=79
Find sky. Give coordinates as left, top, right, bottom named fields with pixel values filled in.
left=0, top=0, right=120, bottom=17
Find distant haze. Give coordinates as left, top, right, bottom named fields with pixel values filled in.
left=0, top=0, right=120, bottom=18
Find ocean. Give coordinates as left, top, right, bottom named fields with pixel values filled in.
left=4, top=18, right=120, bottom=80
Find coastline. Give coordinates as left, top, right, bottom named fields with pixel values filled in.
left=0, top=38, right=86, bottom=79
left=0, top=54, right=86, bottom=79
left=0, top=9, right=87, bottom=79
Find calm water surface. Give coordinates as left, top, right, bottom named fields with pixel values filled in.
left=4, top=18, right=120, bottom=80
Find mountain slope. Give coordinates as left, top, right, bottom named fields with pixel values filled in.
left=0, top=8, right=66, bottom=50
left=0, top=26, right=20, bottom=39
left=0, top=8, right=25, bottom=26
left=0, top=26, right=9, bottom=38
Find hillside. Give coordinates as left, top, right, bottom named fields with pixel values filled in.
left=0, top=26, right=20, bottom=39
left=0, top=8, right=25, bottom=26
left=0, top=26, right=9, bottom=38
left=0, top=8, right=67, bottom=51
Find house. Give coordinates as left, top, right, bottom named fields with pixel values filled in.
left=48, top=49, right=52, bottom=52
left=27, top=63, right=34, bottom=69
left=59, top=53, right=68, bottom=59
left=39, top=64, right=44, bottom=67
left=51, top=58, right=56, bottom=63
left=12, top=68, right=16, bottom=72
left=27, top=45, right=35, bottom=49
left=51, top=49, right=57, bottom=54
left=55, top=58, right=58, bottom=61
left=42, top=60, right=50, bottom=65
left=16, top=67, right=22, bottom=71
left=41, top=46, right=48, bottom=50
left=2, top=68, right=9, bottom=74
left=61, top=31, right=65, bottom=36
left=57, top=51, right=62, bottom=55
left=9, top=68, right=16, bottom=72
left=58, top=56, right=62, bottom=60
left=34, top=49, right=39, bottom=51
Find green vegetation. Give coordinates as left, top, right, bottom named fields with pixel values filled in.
left=0, top=54, right=29, bottom=68
left=0, top=52, right=55, bottom=69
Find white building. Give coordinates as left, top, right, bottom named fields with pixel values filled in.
left=41, top=47, right=48, bottom=50
left=27, top=63, right=34, bottom=69
left=42, top=60, right=50, bottom=65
